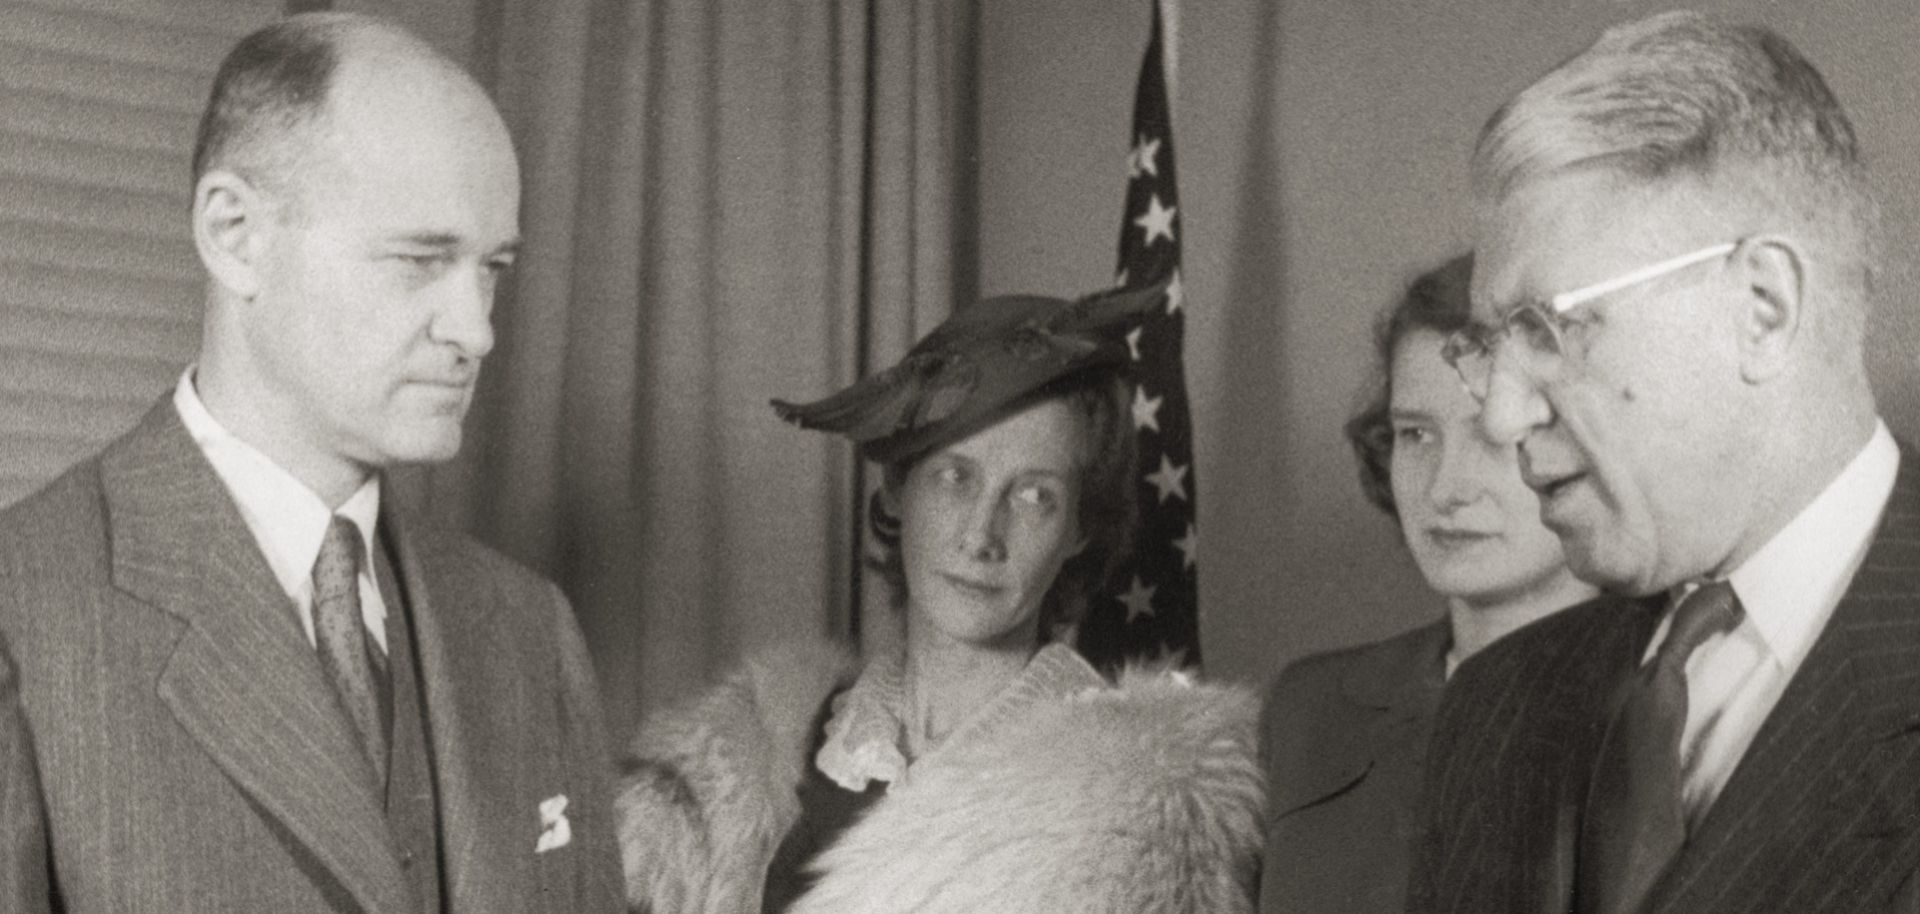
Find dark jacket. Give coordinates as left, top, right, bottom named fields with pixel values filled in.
left=1409, top=451, right=1920, bottom=913
left=1259, top=620, right=1447, bottom=913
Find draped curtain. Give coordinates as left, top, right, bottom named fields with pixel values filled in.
left=421, top=0, right=976, bottom=734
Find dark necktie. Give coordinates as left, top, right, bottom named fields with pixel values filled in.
left=1578, top=580, right=1743, bottom=914
left=313, top=516, right=388, bottom=787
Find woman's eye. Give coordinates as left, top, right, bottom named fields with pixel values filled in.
left=1012, top=484, right=1057, bottom=511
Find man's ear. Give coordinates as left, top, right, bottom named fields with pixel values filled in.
left=192, top=169, right=273, bottom=300
left=1733, top=235, right=1806, bottom=384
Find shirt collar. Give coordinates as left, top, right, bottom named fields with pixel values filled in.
left=173, top=367, right=381, bottom=599
left=1718, top=419, right=1898, bottom=673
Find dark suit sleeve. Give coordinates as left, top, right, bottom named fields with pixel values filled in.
left=547, top=583, right=625, bottom=912
left=0, top=633, right=52, bottom=914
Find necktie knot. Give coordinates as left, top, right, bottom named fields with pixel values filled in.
left=1577, top=580, right=1742, bottom=914
left=1657, top=580, right=1743, bottom=671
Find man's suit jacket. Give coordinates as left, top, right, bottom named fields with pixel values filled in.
left=0, top=400, right=624, bottom=913
left=1409, top=451, right=1920, bottom=913
left=1259, top=619, right=1448, bottom=913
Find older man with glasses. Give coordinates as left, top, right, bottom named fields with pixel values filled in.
left=1407, top=11, right=1919, bottom=914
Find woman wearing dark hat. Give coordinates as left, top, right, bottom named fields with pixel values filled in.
left=1256, top=256, right=1600, bottom=913
left=614, top=284, right=1263, bottom=913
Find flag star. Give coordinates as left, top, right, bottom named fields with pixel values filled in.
left=1144, top=455, right=1189, bottom=504
left=1128, top=134, right=1162, bottom=180
left=1131, top=385, right=1163, bottom=433
left=1133, top=194, right=1176, bottom=246
left=1165, top=269, right=1184, bottom=314
left=1172, top=523, right=1198, bottom=570
left=1125, top=326, right=1144, bottom=362
left=1119, top=575, right=1157, bottom=622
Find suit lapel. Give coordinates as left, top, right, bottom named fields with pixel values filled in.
left=1656, top=454, right=1920, bottom=911
left=385, top=507, right=522, bottom=912
left=102, top=401, right=409, bottom=914
left=1500, top=593, right=1660, bottom=914
left=1270, top=623, right=1446, bottom=820
left=1343, top=621, right=1448, bottom=795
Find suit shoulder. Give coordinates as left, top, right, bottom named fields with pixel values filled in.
left=1267, top=622, right=1440, bottom=705
left=0, top=456, right=109, bottom=573
left=402, top=520, right=558, bottom=602
left=1447, top=592, right=1633, bottom=692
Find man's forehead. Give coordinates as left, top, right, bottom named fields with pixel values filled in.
left=1470, top=171, right=1667, bottom=314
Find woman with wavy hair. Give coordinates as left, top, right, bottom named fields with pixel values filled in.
left=616, top=283, right=1262, bottom=913
left=1258, top=256, right=1600, bottom=912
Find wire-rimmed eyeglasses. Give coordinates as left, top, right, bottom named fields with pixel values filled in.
left=1440, top=240, right=1742, bottom=402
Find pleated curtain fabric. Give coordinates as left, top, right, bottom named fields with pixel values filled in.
left=436, top=0, right=976, bottom=733
left=0, top=0, right=280, bottom=509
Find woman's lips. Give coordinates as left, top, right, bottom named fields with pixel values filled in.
left=941, top=572, right=1003, bottom=598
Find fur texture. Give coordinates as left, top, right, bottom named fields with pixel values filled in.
left=615, top=643, right=1264, bottom=914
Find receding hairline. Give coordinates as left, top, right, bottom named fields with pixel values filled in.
left=192, top=11, right=487, bottom=198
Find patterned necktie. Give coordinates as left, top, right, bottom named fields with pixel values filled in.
left=313, top=515, right=388, bottom=787
left=1578, top=580, right=1743, bottom=914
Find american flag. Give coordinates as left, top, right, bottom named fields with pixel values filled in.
left=1076, top=0, right=1200, bottom=671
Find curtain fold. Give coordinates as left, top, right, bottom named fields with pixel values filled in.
left=436, top=0, right=976, bottom=734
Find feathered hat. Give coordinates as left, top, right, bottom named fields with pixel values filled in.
left=772, top=280, right=1168, bottom=465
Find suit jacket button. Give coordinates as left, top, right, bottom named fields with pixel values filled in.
left=401, top=850, right=414, bottom=869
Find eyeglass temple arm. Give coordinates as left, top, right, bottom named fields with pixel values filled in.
left=1549, top=241, right=1739, bottom=314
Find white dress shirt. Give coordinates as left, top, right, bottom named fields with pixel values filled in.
left=173, top=368, right=389, bottom=653
left=1645, top=420, right=1898, bottom=825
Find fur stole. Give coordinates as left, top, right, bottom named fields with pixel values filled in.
left=615, top=639, right=858, bottom=914
left=615, top=641, right=1264, bottom=914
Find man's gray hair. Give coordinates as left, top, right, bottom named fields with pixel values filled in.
left=1473, top=11, right=1878, bottom=309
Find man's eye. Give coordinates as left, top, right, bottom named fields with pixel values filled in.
left=935, top=465, right=966, bottom=486
left=1394, top=426, right=1434, bottom=446
left=396, top=253, right=450, bottom=270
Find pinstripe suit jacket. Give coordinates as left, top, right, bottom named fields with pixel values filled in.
left=1410, top=452, right=1920, bottom=914
left=0, top=400, right=624, bottom=913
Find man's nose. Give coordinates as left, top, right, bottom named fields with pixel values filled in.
left=431, top=265, right=497, bottom=360
left=1476, top=354, right=1553, bottom=446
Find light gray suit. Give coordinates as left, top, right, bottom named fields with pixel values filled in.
left=0, top=400, right=623, bottom=912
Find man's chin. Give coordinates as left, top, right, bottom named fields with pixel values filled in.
left=369, top=423, right=466, bottom=467
left=1563, top=540, right=1662, bottom=597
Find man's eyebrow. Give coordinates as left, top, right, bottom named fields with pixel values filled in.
left=387, top=232, right=461, bottom=249
left=1388, top=407, right=1435, bottom=423
left=384, top=233, right=522, bottom=259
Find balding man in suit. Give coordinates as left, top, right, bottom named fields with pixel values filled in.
left=0, top=13, right=621, bottom=912
left=1410, top=11, right=1920, bottom=914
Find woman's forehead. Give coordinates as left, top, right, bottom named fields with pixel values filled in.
left=932, top=399, right=1086, bottom=474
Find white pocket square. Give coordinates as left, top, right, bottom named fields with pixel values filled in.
left=535, top=794, right=571, bottom=854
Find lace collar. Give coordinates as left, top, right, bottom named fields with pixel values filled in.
left=813, top=643, right=1105, bottom=792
